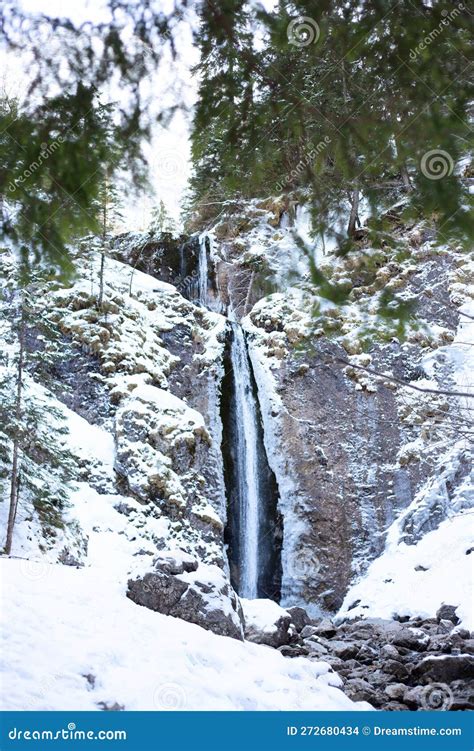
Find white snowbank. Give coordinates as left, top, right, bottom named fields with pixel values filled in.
left=338, top=514, right=474, bottom=628
left=0, top=559, right=370, bottom=712
left=241, top=597, right=290, bottom=634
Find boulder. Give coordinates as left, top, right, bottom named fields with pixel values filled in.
left=127, top=564, right=244, bottom=640
left=458, top=639, right=474, bottom=655
left=305, top=641, right=329, bottom=658
left=381, top=644, right=400, bottom=659
left=412, top=654, right=474, bottom=683
left=313, top=618, right=337, bottom=638
left=436, top=604, right=460, bottom=625
left=329, top=640, right=360, bottom=661
left=301, top=625, right=319, bottom=639
left=344, top=679, right=377, bottom=703
left=153, top=550, right=199, bottom=575
left=403, top=686, right=425, bottom=709
left=287, top=606, right=312, bottom=632
left=383, top=660, right=410, bottom=680
left=392, top=627, right=430, bottom=651
left=385, top=683, right=406, bottom=701
left=278, top=644, right=310, bottom=657
left=241, top=598, right=292, bottom=648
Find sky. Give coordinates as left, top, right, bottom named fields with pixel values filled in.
left=1, top=0, right=199, bottom=231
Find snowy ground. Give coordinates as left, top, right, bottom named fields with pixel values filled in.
left=0, top=558, right=371, bottom=712
left=338, top=514, right=474, bottom=628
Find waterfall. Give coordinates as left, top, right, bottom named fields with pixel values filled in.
left=198, top=233, right=208, bottom=306
left=193, top=231, right=282, bottom=600
left=229, top=322, right=261, bottom=599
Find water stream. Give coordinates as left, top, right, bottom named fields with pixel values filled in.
left=194, top=235, right=281, bottom=600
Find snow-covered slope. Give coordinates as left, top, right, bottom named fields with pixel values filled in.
left=0, top=558, right=370, bottom=711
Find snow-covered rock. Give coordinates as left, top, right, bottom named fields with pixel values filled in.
left=241, top=598, right=293, bottom=647
left=127, top=562, right=244, bottom=640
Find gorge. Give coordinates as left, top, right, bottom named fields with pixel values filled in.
left=1, top=202, right=472, bottom=711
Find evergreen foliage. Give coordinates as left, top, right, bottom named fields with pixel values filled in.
left=189, top=0, right=473, bottom=252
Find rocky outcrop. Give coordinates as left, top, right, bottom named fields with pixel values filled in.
left=127, top=552, right=244, bottom=640
left=280, top=607, right=474, bottom=710
left=244, top=246, right=473, bottom=615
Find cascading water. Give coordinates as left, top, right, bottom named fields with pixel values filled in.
left=195, top=234, right=282, bottom=600
left=198, top=233, right=208, bottom=306
left=228, top=321, right=261, bottom=598
left=221, top=321, right=282, bottom=601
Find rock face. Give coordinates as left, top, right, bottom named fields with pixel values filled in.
left=244, top=245, right=472, bottom=615
left=106, top=221, right=473, bottom=626
left=127, top=554, right=244, bottom=640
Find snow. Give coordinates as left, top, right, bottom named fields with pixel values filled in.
left=240, top=598, right=291, bottom=634
left=0, top=558, right=371, bottom=712
left=338, top=290, right=474, bottom=628
left=338, top=514, right=474, bottom=629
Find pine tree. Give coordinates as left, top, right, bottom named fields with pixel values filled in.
left=189, top=0, right=472, bottom=250
left=0, top=259, right=77, bottom=553
left=149, top=200, right=177, bottom=235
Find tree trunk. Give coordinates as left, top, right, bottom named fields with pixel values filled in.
left=5, top=299, right=25, bottom=555
left=347, top=184, right=360, bottom=238
left=97, top=170, right=108, bottom=310
left=400, top=162, right=412, bottom=192
left=98, top=250, right=105, bottom=310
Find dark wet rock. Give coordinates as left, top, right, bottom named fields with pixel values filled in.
left=384, top=701, right=410, bottom=711
left=457, top=638, right=474, bottom=655
left=383, top=660, right=410, bottom=680
left=391, top=627, right=430, bottom=651
left=357, top=644, right=379, bottom=663
left=278, top=644, right=310, bottom=657
left=402, top=686, right=425, bottom=709
left=313, top=618, right=337, bottom=638
left=449, top=680, right=474, bottom=710
left=436, top=604, right=460, bottom=625
left=413, top=654, right=474, bottom=683
left=287, top=606, right=312, bottom=632
left=344, top=679, right=377, bottom=703
left=329, top=641, right=361, bottom=661
left=127, top=570, right=244, bottom=640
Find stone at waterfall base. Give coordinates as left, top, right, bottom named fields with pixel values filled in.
left=127, top=556, right=244, bottom=640
left=241, top=598, right=295, bottom=648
